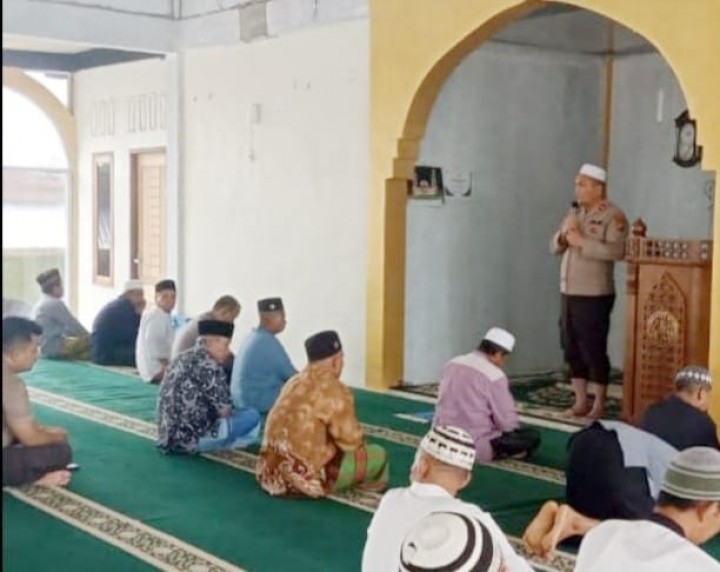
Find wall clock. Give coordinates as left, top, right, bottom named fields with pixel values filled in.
left=673, top=109, right=702, bottom=168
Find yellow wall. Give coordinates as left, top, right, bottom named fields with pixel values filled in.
left=2, top=67, right=79, bottom=313
left=367, top=0, right=720, bottom=420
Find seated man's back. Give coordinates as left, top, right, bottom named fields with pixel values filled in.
left=641, top=366, right=719, bottom=451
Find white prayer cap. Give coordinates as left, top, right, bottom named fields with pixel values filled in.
left=661, top=447, right=720, bottom=501
left=399, top=511, right=502, bottom=572
left=675, top=365, right=712, bottom=389
left=482, top=327, right=515, bottom=353
left=123, top=279, right=144, bottom=292
left=578, top=163, right=607, bottom=183
left=420, top=426, right=476, bottom=471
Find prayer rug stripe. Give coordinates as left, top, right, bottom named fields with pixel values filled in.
left=5, top=485, right=246, bottom=572
left=26, top=388, right=577, bottom=572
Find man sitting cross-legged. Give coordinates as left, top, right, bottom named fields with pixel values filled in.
left=171, top=295, right=241, bottom=381
left=257, top=330, right=388, bottom=498
left=434, top=327, right=540, bottom=463
left=362, top=425, right=532, bottom=572
left=3, top=317, right=73, bottom=487
left=156, top=320, right=261, bottom=454
left=31, top=268, right=90, bottom=360
left=524, top=447, right=720, bottom=571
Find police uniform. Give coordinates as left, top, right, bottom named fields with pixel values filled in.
left=550, top=199, right=628, bottom=384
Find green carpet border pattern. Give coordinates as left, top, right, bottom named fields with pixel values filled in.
left=25, top=385, right=575, bottom=572
left=4, top=485, right=245, bottom=572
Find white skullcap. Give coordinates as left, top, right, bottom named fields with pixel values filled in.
left=123, top=279, right=144, bottom=292
left=662, top=447, right=720, bottom=501
left=420, top=426, right=476, bottom=471
left=675, top=365, right=712, bottom=389
left=578, top=163, right=607, bottom=183
left=399, top=511, right=501, bottom=572
left=483, top=327, right=515, bottom=353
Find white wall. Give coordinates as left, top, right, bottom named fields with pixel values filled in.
left=181, top=20, right=369, bottom=385
left=404, top=44, right=604, bottom=382
left=606, top=52, right=716, bottom=366
left=74, top=59, right=169, bottom=328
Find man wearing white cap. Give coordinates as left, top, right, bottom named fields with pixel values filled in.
left=434, top=328, right=540, bottom=463
left=362, top=425, right=532, bottom=572
left=524, top=447, right=720, bottom=571
left=90, top=280, right=146, bottom=366
left=549, top=163, right=629, bottom=420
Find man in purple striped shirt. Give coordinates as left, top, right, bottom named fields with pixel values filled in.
left=433, top=327, right=540, bottom=463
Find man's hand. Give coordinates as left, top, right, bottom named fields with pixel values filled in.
left=565, top=229, right=583, bottom=247
left=560, top=213, right=579, bottom=234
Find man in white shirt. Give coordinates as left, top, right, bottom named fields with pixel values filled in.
left=361, top=425, right=532, bottom=572
left=136, top=279, right=177, bottom=383
left=399, top=511, right=503, bottom=572
left=525, top=447, right=720, bottom=571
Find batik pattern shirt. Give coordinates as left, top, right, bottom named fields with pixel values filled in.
left=156, top=342, right=231, bottom=453
left=257, top=363, right=364, bottom=497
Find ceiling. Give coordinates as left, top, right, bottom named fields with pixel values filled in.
left=1, top=2, right=657, bottom=74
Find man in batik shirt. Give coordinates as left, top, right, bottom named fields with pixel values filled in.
left=156, top=320, right=261, bottom=454
left=257, top=330, right=389, bottom=498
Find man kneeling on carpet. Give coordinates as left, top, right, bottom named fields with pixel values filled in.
left=434, top=327, right=540, bottom=463
left=524, top=447, right=720, bottom=571
left=3, top=317, right=73, bottom=487
left=362, top=425, right=532, bottom=572
left=156, top=320, right=261, bottom=454
left=257, top=330, right=389, bottom=498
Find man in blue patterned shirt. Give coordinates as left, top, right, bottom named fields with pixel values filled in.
left=156, top=319, right=261, bottom=454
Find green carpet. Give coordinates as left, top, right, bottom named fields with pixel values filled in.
left=3, top=494, right=154, bottom=572
left=7, top=359, right=719, bottom=569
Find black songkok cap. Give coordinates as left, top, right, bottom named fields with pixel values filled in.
left=258, top=297, right=284, bottom=313
left=305, top=330, right=342, bottom=362
left=36, top=268, right=61, bottom=288
left=198, top=320, right=234, bottom=339
left=155, top=279, right=176, bottom=293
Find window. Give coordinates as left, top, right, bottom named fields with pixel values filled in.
left=93, top=153, right=113, bottom=285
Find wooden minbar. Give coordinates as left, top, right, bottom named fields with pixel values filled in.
left=623, top=219, right=713, bottom=423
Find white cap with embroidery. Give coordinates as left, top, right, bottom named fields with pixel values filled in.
left=420, top=426, right=476, bottom=471
left=123, top=279, right=144, bottom=292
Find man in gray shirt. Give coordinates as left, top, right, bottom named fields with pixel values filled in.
left=171, top=295, right=241, bottom=380
left=30, top=268, right=90, bottom=360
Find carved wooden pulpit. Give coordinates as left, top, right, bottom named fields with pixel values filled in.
left=623, top=219, right=713, bottom=423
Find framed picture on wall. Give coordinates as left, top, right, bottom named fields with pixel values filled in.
left=92, top=152, right=114, bottom=286
left=410, top=166, right=444, bottom=200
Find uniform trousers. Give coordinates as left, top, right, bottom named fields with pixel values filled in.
left=560, top=294, right=615, bottom=384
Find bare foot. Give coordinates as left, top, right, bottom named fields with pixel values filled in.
left=34, top=470, right=72, bottom=487
left=561, top=405, right=590, bottom=418
left=541, top=503, right=571, bottom=557
left=584, top=406, right=605, bottom=421
left=523, top=501, right=559, bottom=556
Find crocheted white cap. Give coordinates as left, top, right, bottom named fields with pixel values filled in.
left=578, top=163, right=607, bottom=183
left=399, top=511, right=501, bottom=572
left=675, top=365, right=712, bottom=388
left=420, top=426, right=476, bottom=471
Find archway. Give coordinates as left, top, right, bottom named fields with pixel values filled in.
left=365, top=0, right=720, bottom=419
left=2, top=67, right=79, bottom=312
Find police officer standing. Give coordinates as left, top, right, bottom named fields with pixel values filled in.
left=550, top=163, right=628, bottom=420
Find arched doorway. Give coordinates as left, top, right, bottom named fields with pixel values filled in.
left=2, top=67, right=78, bottom=312
left=365, top=0, right=720, bottom=419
